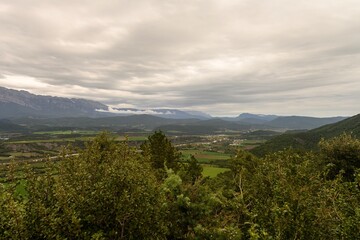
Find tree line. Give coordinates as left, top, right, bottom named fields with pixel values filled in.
left=0, top=131, right=359, bottom=239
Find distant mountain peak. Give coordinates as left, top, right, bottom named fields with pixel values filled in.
left=0, top=87, right=214, bottom=120
left=237, top=113, right=278, bottom=121
left=0, top=87, right=108, bottom=119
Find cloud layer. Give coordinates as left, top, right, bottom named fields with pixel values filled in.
left=1, top=0, right=359, bottom=116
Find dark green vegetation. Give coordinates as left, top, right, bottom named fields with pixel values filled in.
left=1, top=131, right=360, bottom=239
left=202, top=165, right=228, bottom=177
left=265, top=116, right=346, bottom=130
left=252, top=113, right=360, bottom=156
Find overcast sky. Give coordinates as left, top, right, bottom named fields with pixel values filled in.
left=0, top=0, right=359, bottom=116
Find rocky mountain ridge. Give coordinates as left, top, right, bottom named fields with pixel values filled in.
left=0, top=87, right=108, bottom=118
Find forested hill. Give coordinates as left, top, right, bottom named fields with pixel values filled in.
left=251, top=113, right=360, bottom=156
left=266, top=116, right=347, bottom=129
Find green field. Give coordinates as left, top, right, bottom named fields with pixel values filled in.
left=202, top=165, right=229, bottom=178
left=33, top=130, right=98, bottom=135
left=116, top=136, right=148, bottom=141
left=181, top=149, right=231, bottom=163
left=0, top=152, right=38, bottom=161
left=7, top=137, right=93, bottom=144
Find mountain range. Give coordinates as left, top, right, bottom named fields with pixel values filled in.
left=0, top=87, right=347, bottom=130
left=0, top=87, right=212, bottom=120
left=0, top=87, right=108, bottom=118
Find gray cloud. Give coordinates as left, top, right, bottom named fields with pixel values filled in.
left=0, top=0, right=359, bottom=116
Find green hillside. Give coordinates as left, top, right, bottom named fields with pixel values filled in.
left=251, top=114, right=360, bottom=156
left=266, top=116, right=346, bottom=129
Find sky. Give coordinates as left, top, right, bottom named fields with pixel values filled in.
left=0, top=0, right=359, bottom=117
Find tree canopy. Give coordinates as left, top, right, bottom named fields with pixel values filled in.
left=141, top=130, right=181, bottom=179
left=1, top=132, right=360, bottom=239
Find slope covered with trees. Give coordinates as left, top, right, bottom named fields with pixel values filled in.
left=266, top=116, right=346, bottom=130
left=252, top=113, right=360, bottom=156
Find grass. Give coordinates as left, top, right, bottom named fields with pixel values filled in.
left=8, top=137, right=93, bottom=144
left=181, top=149, right=231, bottom=163
left=116, top=136, right=148, bottom=141
left=202, top=165, right=229, bottom=178
left=0, top=152, right=39, bottom=161
left=34, top=130, right=98, bottom=135
left=0, top=156, right=12, bottom=161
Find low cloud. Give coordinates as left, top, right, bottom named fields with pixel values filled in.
left=97, top=107, right=174, bottom=115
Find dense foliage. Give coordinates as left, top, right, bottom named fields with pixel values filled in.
left=141, top=131, right=181, bottom=179
left=1, top=132, right=359, bottom=239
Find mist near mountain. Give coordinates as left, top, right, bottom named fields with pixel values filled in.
left=0, top=87, right=348, bottom=131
